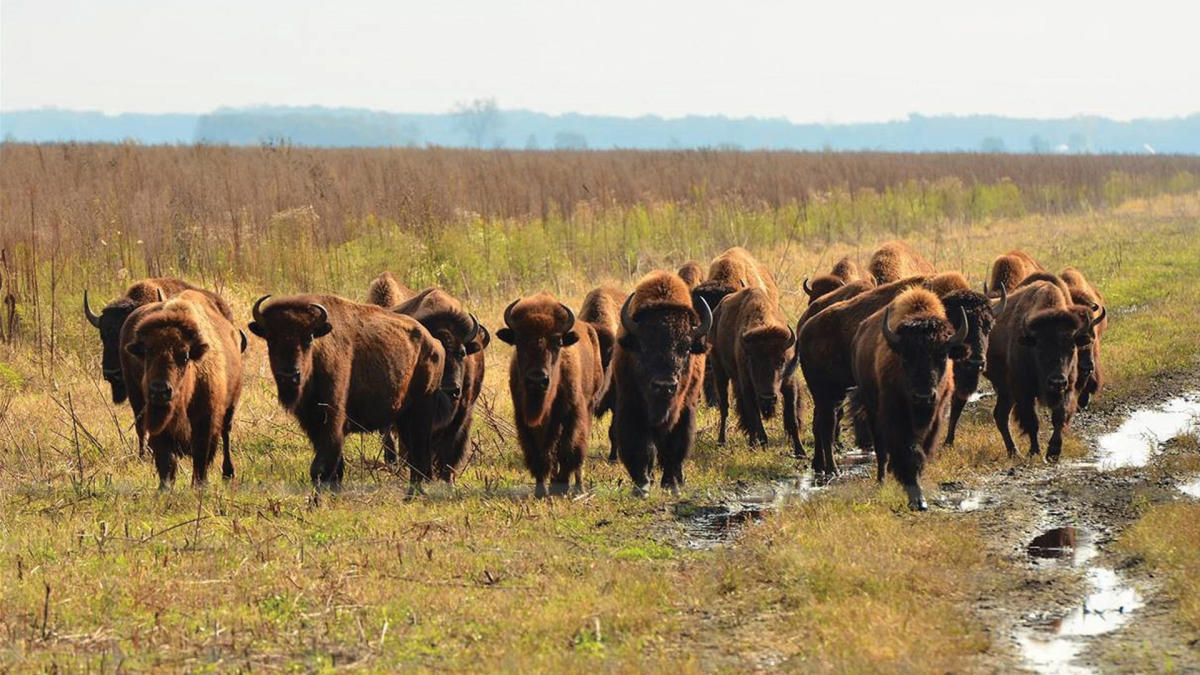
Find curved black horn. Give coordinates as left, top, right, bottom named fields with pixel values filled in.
left=992, top=284, right=1007, bottom=316
left=465, top=313, right=481, bottom=342
left=692, top=296, right=712, bottom=338
left=239, top=329, right=248, bottom=353
left=802, top=277, right=814, bottom=296
left=1091, top=304, right=1106, bottom=328
left=949, top=307, right=969, bottom=346
left=156, top=289, right=166, bottom=302
left=251, top=295, right=270, bottom=324
left=619, top=294, right=638, bottom=336
left=558, top=304, right=576, bottom=334
left=881, top=306, right=900, bottom=347
left=83, top=289, right=101, bottom=328
left=310, top=303, right=329, bottom=328
left=502, top=298, right=519, bottom=328
left=783, top=325, right=797, bottom=349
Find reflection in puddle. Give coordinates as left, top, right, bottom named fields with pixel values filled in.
left=1095, top=392, right=1200, bottom=469
left=1179, top=476, right=1200, bottom=499
left=1028, top=526, right=1079, bottom=559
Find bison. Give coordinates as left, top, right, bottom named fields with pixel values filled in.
left=677, top=262, right=706, bottom=290
left=709, top=287, right=803, bottom=455
left=612, top=272, right=711, bottom=495
left=496, top=294, right=604, bottom=497
left=867, top=241, right=935, bottom=285
left=578, top=285, right=627, bottom=461
left=985, top=279, right=1102, bottom=460
left=986, top=250, right=1044, bottom=296
left=367, top=271, right=414, bottom=308
left=248, top=294, right=444, bottom=489
left=387, top=287, right=489, bottom=482
left=693, top=247, right=779, bottom=312
left=120, top=291, right=243, bottom=488
left=851, top=289, right=966, bottom=510
left=803, top=256, right=869, bottom=303
left=1060, top=267, right=1107, bottom=409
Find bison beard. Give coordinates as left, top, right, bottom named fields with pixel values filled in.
left=612, top=272, right=711, bottom=496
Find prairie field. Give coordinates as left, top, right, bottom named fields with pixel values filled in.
left=1, top=145, right=1200, bottom=673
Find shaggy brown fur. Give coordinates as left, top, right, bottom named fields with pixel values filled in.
left=86, top=278, right=234, bottom=456
left=383, top=287, right=489, bottom=482
left=677, top=262, right=705, bottom=289
left=803, top=256, right=869, bottom=302
left=797, top=276, right=926, bottom=473
left=985, top=280, right=1097, bottom=460
left=497, top=293, right=603, bottom=497
left=851, top=289, right=960, bottom=510
left=120, top=291, right=243, bottom=488
left=612, top=271, right=710, bottom=494
left=1060, top=267, right=1107, bottom=408
left=709, top=288, right=803, bottom=455
left=366, top=271, right=414, bottom=308
left=249, top=294, right=444, bottom=489
left=987, top=250, right=1044, bottom=296
left=693, top=247, right=779, bottom=312
left=579, top=285, right=627, bottom=461
left=867, top=241, right=935, bottom=284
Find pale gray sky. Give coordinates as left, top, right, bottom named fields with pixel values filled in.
left=2, top=0, right=1198, bottom=121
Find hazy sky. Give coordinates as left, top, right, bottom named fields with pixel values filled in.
left=3, top=0, right=1198, bottom=122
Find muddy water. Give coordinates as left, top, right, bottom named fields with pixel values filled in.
left=1179, top=476, right=1200, bottom=498
left=1095, top=392, right=1200, bottom=469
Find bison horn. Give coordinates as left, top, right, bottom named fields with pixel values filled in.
left=558, top=303, right=576, bottom=335
left=783, top=325, right=797, bottom=349
left=465, top=313, right=481, bottom=342
left=83, top=289, right=101, bottom=328
left=619, top=294, right=638, bottom=336
left=802, top=278, right=814, bottom=296
left=692, top=296, right=712, bottom=338
left=1091, top=304, right=1106, bottom=328
left=948, top=307, right=969, bottom=346
left=310, top=303, right=329, bottom=329
left=252, top=295, right=271, bottom=324
left=156, top=289, right=166, bottom=302
left=503, top=298, right=519, bottom=329
left=881, top=306, right=901, bottom=347
left=992, top=284, right=1007, bottom=316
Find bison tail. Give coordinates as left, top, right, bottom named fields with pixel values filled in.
left=846, top=388, right=874, bottom=453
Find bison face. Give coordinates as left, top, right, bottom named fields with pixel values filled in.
left=740, top=326, right=797, bottom=417
left=1018, top=309, right=1091, bottom=407
left=125, top=325, right=207, bottom=435
left=249, top=297, right=332, bottom=408
left=497, top=299, right=577, bottom=427
left=620, top=295, right=712, bottom=427
left=942, top=291, right=997, bottom=397
left=427, top=315, right=484, bottom=421
left=883, top=309, right=966, bottom=427
left=85, top=293, right=136, bottom=404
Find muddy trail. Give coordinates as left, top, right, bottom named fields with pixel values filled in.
left=665, top=380, right=1200, bottom=673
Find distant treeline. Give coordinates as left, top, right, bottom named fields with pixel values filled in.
left=3, top=106, right=1199, bottom=153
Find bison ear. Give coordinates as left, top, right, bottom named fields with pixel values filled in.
left=1018, top=333, right=1036, bottom=347
left=189, top=341, right=209, bottom=361
left=690, top=337, right=708, bottom=355
left=126, top=341, right=146, bottom=358
left=312, top=323, right=333, bottom=339
left=561, top=331, right=580, bottom=347
left=496, top=327, right=516, bottom=345
left=248, top=321, right=266, bottom=339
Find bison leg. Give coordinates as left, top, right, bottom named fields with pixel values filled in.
left=149, top=435, right=179, bottom=490
left=811, top=395, right=841, bottom=476
left=381, top=428, right=399, bottom=466
left=1047, top=404, right=1068, bottom=462
left=657, top=407, right=695, bottom=497
left=1015, top=396, right=1041, bottom=458
left=782, top=378, right=805, bottom=459
left=714, top=366, right=731, bottom=445
left=615, top=405, right=654, bottom=496
left=398, top=401, right=436, bottom=496
left=550, top=418, right=585, bottom=497
left=129, top=392, right=147, bottom=459
left=606, top=420, right=620, bottom=463
left=992, top=393, right=1018, bottom=458
left=435, top=420, right=471, bottom=484
left=735, top=380, right=768, bottom=448
left=944, top=394, right=968, bottom=447
left=221, top=406, right=235, bottom=480
left=309, top=426, right=346, bottom=488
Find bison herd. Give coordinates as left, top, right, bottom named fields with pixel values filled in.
left=84, top=243, right=1106, bottom=508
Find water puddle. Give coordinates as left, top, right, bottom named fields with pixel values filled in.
left=1095, top=392, right=1200, bottom=469
left=1016, top=526, right=1142, bottom=674
left=1178, top=476, right=1200, bottom=499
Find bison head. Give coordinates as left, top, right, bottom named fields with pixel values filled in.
left=85, top=290, right=139, bottom=404
left=940, top=286, right=1004, bottom=396
left=124, top=311, right=207, bottom=435
left=1072, top=303, right=1105, bottom=384
left=422, top=311, right=485, bottom=421
left=802, top=276, right=845, bottom=302
left=739, top=324, right=797, bottom=418
left=1017, top=306, right=1099, bottom=407
left=248, top=296, right=332, bottom=408
left=882, top=305, right=968, bottom=426
left=496, top=297, right=577, bottom=427
left=619, top=292, right=712, bottom=427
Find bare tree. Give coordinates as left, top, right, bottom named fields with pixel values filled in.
left=452, top=97, right=502, bottom=148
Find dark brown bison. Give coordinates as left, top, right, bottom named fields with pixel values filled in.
left=921, top=273, right=1007, bottom=446
left=612, top=272, right=711, bottom=495
left=693, top=247, right=779, bottom=312
left=386, top=287, right=488, bottom=482
left=709, top=287, right=803, bottom=455
left=985, top=280, right=1102, bottom=460
left=496, top=294, right=604, bottom=497
left=797, top=276, right=931, bottom=474
left=867, top=241, right=935, bottom=285
left=248, top=294, right=444, bottom=489
left=578, top=285, right=627, bottom=461
left=803, top=256, right=869, bottom=302
left=119, top=291, right=243, bottom=488
left=987, top=250, right=1044, bottom=296
left=851, top=289, right=965, bottom=510
left=677, top=262, right=705, bottom=289
left=366, top=271, right=414, bottom=308
left=1060, top=267, right=1107, bottom=409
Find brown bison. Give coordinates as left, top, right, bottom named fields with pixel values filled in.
left=387, top=288, right=489, bottom=482
left=985, top=280, right=1102, bottom=460
left=867, top=241, right=935, bottom=285
left=366, top=271, right=414, bottom=308
left=797, top=276, right=934, bottom=474
left=1060, top=267, right=1107, bottom=409
left=803, top=256, right=868, bottom=302
left=851, top=289, right=966, bottom=510
left=249, top=294, right=444, bottom=489
left=119, top=291, right=244, bottom=488
left=693, top=247, right=779, bottom=312
left=578, top=286, right=626, bottom=461
left=496, top=294, right=604, bottom=497
left=709, top=287, right=803, bottom=455
left=987, top=250, right=1044, bottom=296
left=677, top=261, right=706, bottom=289
left=612, top=272, right=711, bottom=495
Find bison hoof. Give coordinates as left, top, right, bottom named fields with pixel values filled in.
left=534, top=482, right=547, bottom=499
left=904, top=485, right=927, bottom=511
left=632, top=483, right=650, bottom=498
